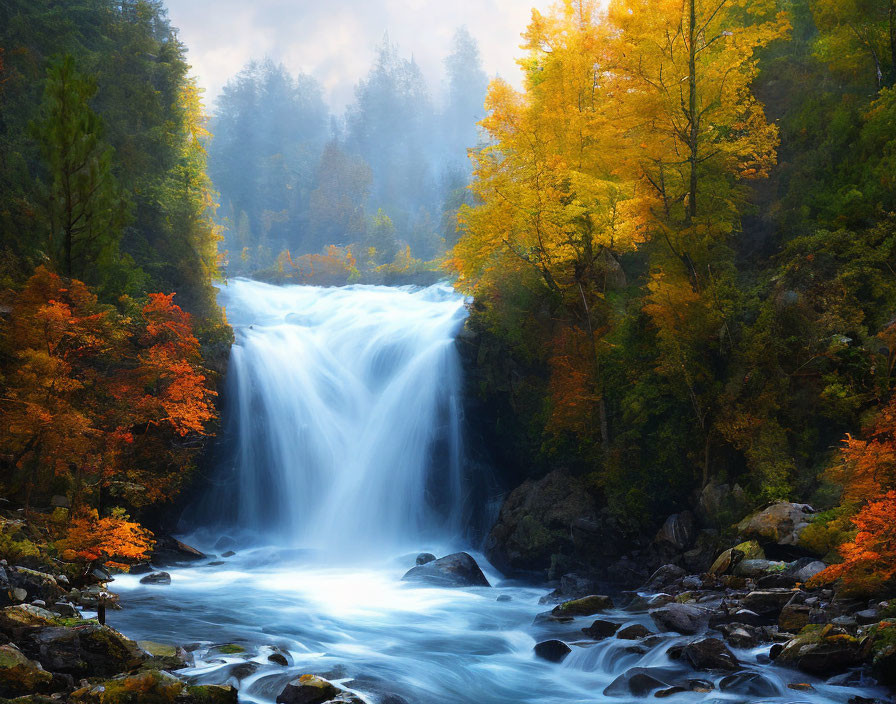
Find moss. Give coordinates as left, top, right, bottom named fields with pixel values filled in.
left=184, top=685, right=238, bottom=704
left=732, top=540, right=765, bottom=560
left=214, top=644, right=245, bottom=655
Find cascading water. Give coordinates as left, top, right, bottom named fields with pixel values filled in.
left=205, top=278, right=469, bottom=552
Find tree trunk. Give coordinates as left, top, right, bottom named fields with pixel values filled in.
left=687, top=0, right=699, bottom=222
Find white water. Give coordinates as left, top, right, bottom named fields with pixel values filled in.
left=112, top=281, right=888, bottom=704
left=206, top=279, right=469, bottom=552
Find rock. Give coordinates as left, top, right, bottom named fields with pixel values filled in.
left=603, top=667, right=674, bottom=697
left=733, top=559, right=785, bottom=578
left=738, top=502, right=814, bottom=546
left=415, top=553, right=436, bottom=566
left=150, top=536, right=206, bottom=566
left=718, top=624, right=760, bottom=648
left=533, top=639, right=571, bottom=663
left=559, top=572, right=597, bottom=599
left=401, top=552, right=490, bottom=588
left=779, top=603, right=813, bottom=632
left=28, top=623, right=146, bottom=677
left=496, top=594, right=512, bottom=602
left=777, top=624, right=867, bottom=675
left=616, top=624, right=652, bottom=640
left=0, top=605, right=58, bottom=635
left=855, top=608, right=880, bottom=625
left=268, top=653, right=289, bottom=666
left=649, top=603, right=709, bottom=634
left=139, top=571, right=171, bottom=585
left=50, top=602, right=79, bottom=618
left=551, top=594, right=613, bottom=617
left=784, top=558, right=826, bottom=583
left=276, top=675, right=340, bottom=704
left=644, top=564, right=686, bottom=591
left=709, top=540, right=765, bottom=577
left=0, top=643, right=52, bottom=697
left=655, top=512, right=695, bottom=551
left=222, top=551, right=236, bottom=558
left=484, top=469, right=597, bottom=573
left=870, top=622, right=896, bottom=685
left=670, top=637, right=740, bottom=671
left=129, top=563, right=153, bottom=575
left=740, top=589, right=793, bottom=618
left=718, top=672, right=780, bottom=697
left=71, top=670, right=238, bottom=704
left=582, top=619, right=620, bottom=639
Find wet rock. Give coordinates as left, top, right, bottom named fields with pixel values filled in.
left=718, top=672, right=780, bottom=697
left=401, top=552, right=490, bottom=588
left=777, top=624, right=867, bottom=675
left=0, top=643, right=52, bottom=697
left=533, top=611, right=573, bottom=625
left=268, top=652, right=289, bottom=666
left=616, top=624, right=652, bottom=639
left=415, top=553, right=436, bottom=566
left=50, top=602, right=79, bottom=618
left=740, top=589, right=793, bottom=619
left=655, top=512, right=695, bottom=551
left=129, top=562, right=152, bottom=576
left=669, top=637, right=740, bottom=671
left=855, top=608, right=880, bottom=625
left=496, top=594, right=512, bottom=602
left=221, top=551, right=236, bottom=558
left=779, top=603, right=813, bottom=632
left=718, top=623, right=760, bottom=648
left=533, top=639, right=571, bottom=663
left=603, top=667, right=674, bottom=697
left=277, top=675, right=340, bottom=704
left=582, top=619, right=620, bottom=640
left=551, top=594, right=613, bottom=617
left=484, top=469, right=597, bottom=573
left=738, top=502, right=814, bottom=546
left=733, top=559, right=785, bottom=578
left=870, top=622, right=896, bottom=685
left=0, top=605, right=58, bottom=636
left=784, top=558, right=826, bottom=583
left=138, top=640, right=191, bottom=670
left=650, top=603, right=709, bottom=634
left=28, top=623, right=146, bottom=677
left=150, top=535, right=206, bottom=566
left=644, top=564, right=686, bottom=591
left=72, top=670, right=238, bottom=704
left=139, top=571, right=171, bottom=585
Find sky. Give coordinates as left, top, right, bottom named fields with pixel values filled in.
left=163, top=0, right=544, bottom=114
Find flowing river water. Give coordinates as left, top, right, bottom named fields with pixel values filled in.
left=108, top=281, right=886, bottom=704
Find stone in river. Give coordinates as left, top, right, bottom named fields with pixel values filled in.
left=401, top=552, right=490, bottom=588
left=276, top=674, right=339, bottom=704
left=139, top=571, right=171, bottom=585
left=533, top=639, right=571, bottom=663
left=415, top=552, right=436, bottom=565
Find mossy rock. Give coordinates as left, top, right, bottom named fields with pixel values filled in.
left=184, top=685, right=239, bottom=704
left=71, top=670, right=183, bottom=704
left=778, top=624, right=868, bottom=675
left=552, top=595, right=613, bottom=616
left=732, top=540, right=765, bottom=561
left=0, top=644, right=52, bottom=697
left=210, top=643, right=245, bottom=655
left=869, top=621, right=896, bottom=684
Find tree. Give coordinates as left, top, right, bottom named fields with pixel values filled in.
left=33, top=55, right=127, bottom=280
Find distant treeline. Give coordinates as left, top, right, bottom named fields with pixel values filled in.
left=209, top=30, right=488, bottom=277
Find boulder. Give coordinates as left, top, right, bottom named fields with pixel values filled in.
left=655, top=512, right=695, bottom=551
left=670, top=637, right=740, bottom=671
left=644, top=564, right=686, bottom=591
left=484, top=469, right=597, bottom=573
left=150, top=536, right=206, bottom=566
left=551, top=594, right=613, bottom=617
left=0, top=604, right=58, bottom=636
left=776, top=624, right=868, bottom=675
left=740, top=589, right=793, bottom=619
left=870, top=623, right=896, bottom=685
left=277, top=675, right=340, bottom=704
left=784, top=558, right=826, bottom=583
left=779, top=603, right=813, bottom=632
left=415, top=553, right=436, bottom=566
left=708, top=540, right=765, bottom=577
left=401, top=552, right=490, bottom=587
left=617, top=624, right=652, bottom=640
left=0, top=643, right=52, bottom=697
left=603, top=667, right=675, bottom=697
left=738, top=502, right=814, bottom=546
left=650, top=604, right=709, bottom=634
left=733, top=559, right=785, bottom=578
left=718, top=672, right=780, bottom=698
left=533, top=639, right=571, bottom=663
left=582, top=619, right=620, bottom=640
left=27, top=623, right=146, bottom=677
left=139, top=571, right=171, bottom=585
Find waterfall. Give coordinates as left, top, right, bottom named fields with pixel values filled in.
left=205, top=278, right=470, bottom=553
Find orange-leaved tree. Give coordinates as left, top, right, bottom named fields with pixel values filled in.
left=58, top=508, right=154, bottom=570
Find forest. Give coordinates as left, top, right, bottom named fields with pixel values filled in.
left=0, top=0, right=895, bottom=702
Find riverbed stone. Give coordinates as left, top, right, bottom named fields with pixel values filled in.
left=603, top=667, right=674, bottom=697
left=777, top=624, right=867, bottom=675
left=718, top=672, right=779, bottom=697
left=650, top=603, right=709, bottom=634
left=616, top=623, right=652, bottom=639
left=415, top=553, right=436, bottom=566
left=551, top=594, right=613, bottom=617
left=582, top=619, right=620, bottom=639
left=669, top=637, right=740, bottom=671
left=401, top=552, right=490, bottom=587
left=139, top=571, right=171, bottom=585
left=534, top=639, right=571, bottom=663
left=738, top=502, right=814, bottom=546
left=276, top=675, right=340, bottom=704
left=644, top=564, right=686, bottom=591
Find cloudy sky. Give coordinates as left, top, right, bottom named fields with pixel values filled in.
left=163, top=0, right=545, bottom=113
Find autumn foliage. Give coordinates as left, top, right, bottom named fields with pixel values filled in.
left=809, top=492, right=896, bottom=597
left=0, top=267, right=216, bottom=567
left=59, top=508, right=154, bottom=570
